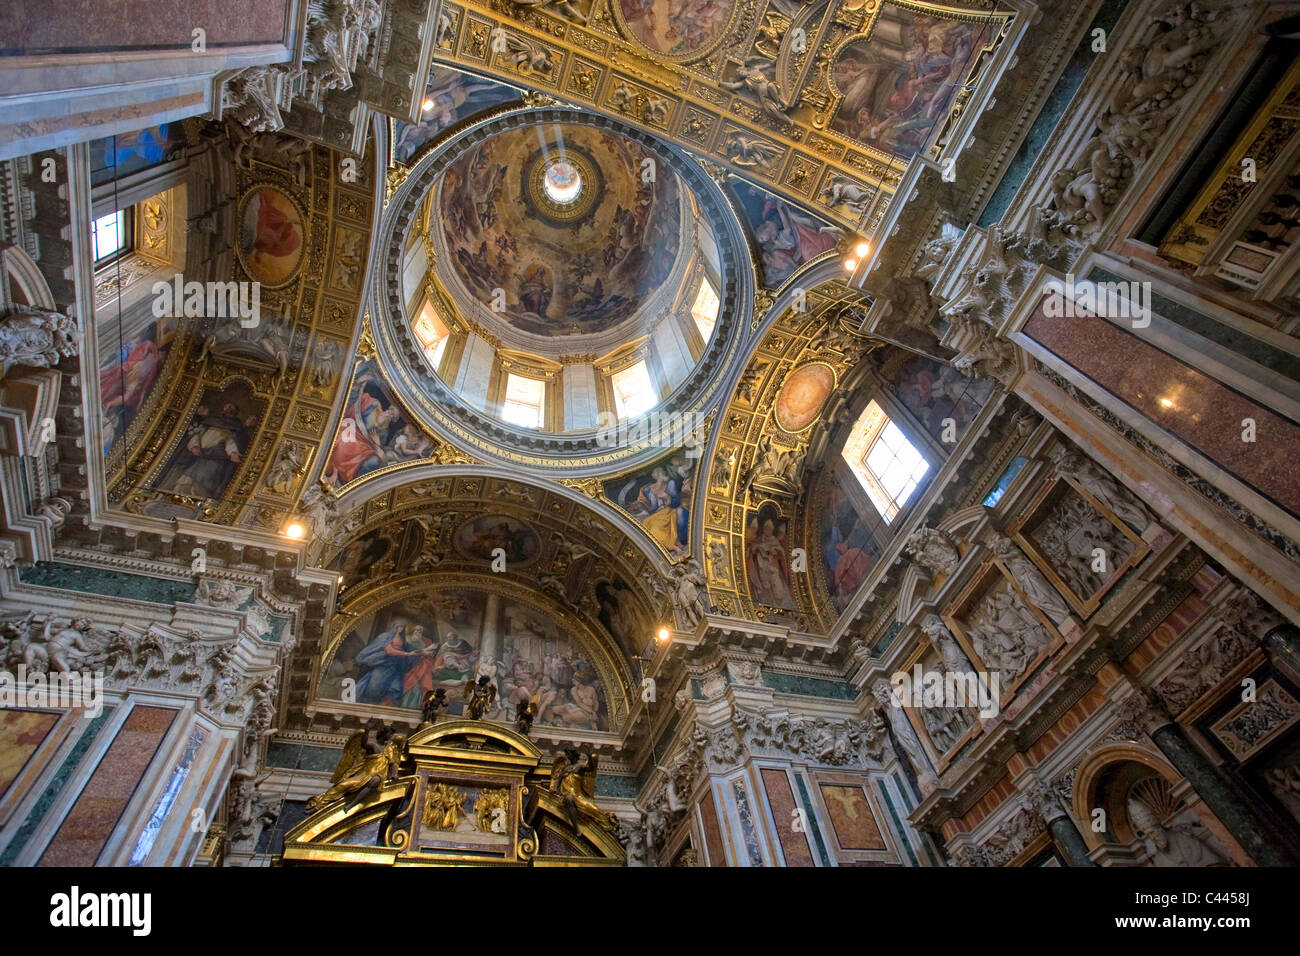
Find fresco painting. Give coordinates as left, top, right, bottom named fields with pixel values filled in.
left=320, top=590, right=611, bottom=731
left=99, top=324, right=168, bottom=456
left=830, top=7, right=984, bottom=157
left=604, top=450, right=695, bottom=557
left=617, top=0, right=733, bottom=57
left=732, top=181, right=839, bottom=288
left=453, top=515, right=542, bottom=566
left=237, top=185, right=305, bottom=286
left=393, top=66, right=519, bottom=165
left=745, top=501, right=796, bottom=610
left=821, top=465, right=882, bottom=612
left=439, top=124, right=682, bottom=336
left=323, top=360, right=434, bottom=489
left=150, top=382, right=262, bottom=500
left=89, top=123, right=186, bottom=187
left=775, top=363, right=835, bottom=433
left=891, top=354, right=993, bottom=446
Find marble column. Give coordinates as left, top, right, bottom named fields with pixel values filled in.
left=1117, top=690, right=1300, bottom=866
left=1023, top=780, right=1094, bottom=867
left=1263, top=623, right=1300, bottom=681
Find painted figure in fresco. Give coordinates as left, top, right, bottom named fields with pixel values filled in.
left=550, top=669, right=602, bottom=729
left=517, top=262, right=553, bottom=318
left=746, top=516, right=795, bottom=607
left=325, top=379, right=403, bottom=485
left=248, top=188, right=302, bottom=262
left=392, top=69, right=517, bottom=165
left=595, top=579, right=639, bottom=650
left=822, top=473, right=880, bottom=611
left=750, top=194, right=838, bottom=287
left=354, top=622, right=436, bottom=706
left=894, top=355, right=988, bottom=443
left=101, top=337, right=162, bottom=453
left=621, top=459, right=692, bottom=557
left=468, top=520, right=533, bottom=562
left=832, top=16, right=975, bottom=156
left=159, top=400, right=257, bottom=499
left=330, top=530, right=391, bottom=582
left=395, top=628, right=480, bottom=710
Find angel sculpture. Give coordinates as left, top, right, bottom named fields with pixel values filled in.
left=721, top=59, right=791, bottom=121
left=551, top=748, right=618, bottom=832
left=421, top=688, right=448, bottom=727
left=503, top=34, right=553, bottom=76
left=511, top=0, right=588, bottom=24
left=515, top=697, right=538, bottom=737
left=463, top=674, right=497, bottom=721
left=306, top=729, right=407, bottom=812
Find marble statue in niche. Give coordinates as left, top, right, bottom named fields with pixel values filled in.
left=1126, top=796, right=1230, bottom=867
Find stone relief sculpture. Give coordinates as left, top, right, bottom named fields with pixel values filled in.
left=963, top=581, right=1053, bottom=681
left=1029, top=492, right=1132, bottom=601
left=1048, top=445, right=1152, bottom=532
left=1037, top=1, right=1231, bottom=240
left=921, top=614, right=972, bottom=675
left=0, top=305, right=80, bottom=378
left=988, top=531, right=1072, bottom=624
left=903, top=526, right=960, bottom=577
left=919, top=684, right=971, bottom=753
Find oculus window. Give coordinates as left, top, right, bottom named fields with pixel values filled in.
left=502, top=373, right=546, bottom=430
left=842, top=400, right=929, bottom=522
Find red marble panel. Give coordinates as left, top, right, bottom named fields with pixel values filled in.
left=697, top=786, right=728, bottom=867
left=1, top=0, right=290, bottom=54
left=0, top=710, right=59, bottom=802
left=37, top=706, right=175, bottom=867
left=1024, top=299, right=1300, bottom=517
left=817, top=783, right=884, bottom=851
left=760, top=768, right=815, bottom=866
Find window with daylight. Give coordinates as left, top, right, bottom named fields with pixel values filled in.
left=502, top=373, right=546, bottom=429
left=611, top=360, right=656, bottom=419
left=690, top=276, right=719, bottom=341
left=842, top=400, right=930, bottom=523
left=92, top=210, right=131, bottom=265
left=413, top=301, right=450, bottom=370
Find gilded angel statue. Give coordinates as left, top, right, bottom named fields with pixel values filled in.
left=551, top=748, right=618, bottom=832
left=306, top=729, right=407, bottom=812
left=463, top=674, right=497, bottom=721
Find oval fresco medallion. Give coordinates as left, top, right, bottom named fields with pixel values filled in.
left=775, top=363, right=835, bottom=433
left=614, top=0, right=736, bottom=60
left=236, top=185, right=305, bottom=287
left=453, top=514, right=542, bottom=566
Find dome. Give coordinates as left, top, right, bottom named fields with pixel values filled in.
left=374, top=109, right=752, bottom=471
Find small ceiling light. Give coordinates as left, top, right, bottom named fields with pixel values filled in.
left=844, top=258, right=858, bottom=271
left=421, top=98, right=435, bottom=112
left=1158, top=397, right=1175, bottom=409
left=657, top=627, right=670, bottom=643
left=284, top=522, right=305, bottom=540
left=337, top=575, right=344, bottom=585
left=855, top=241, right=870, bottom=258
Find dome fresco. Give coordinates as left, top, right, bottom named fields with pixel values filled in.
left=436, top=122, right=685, bottom=339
